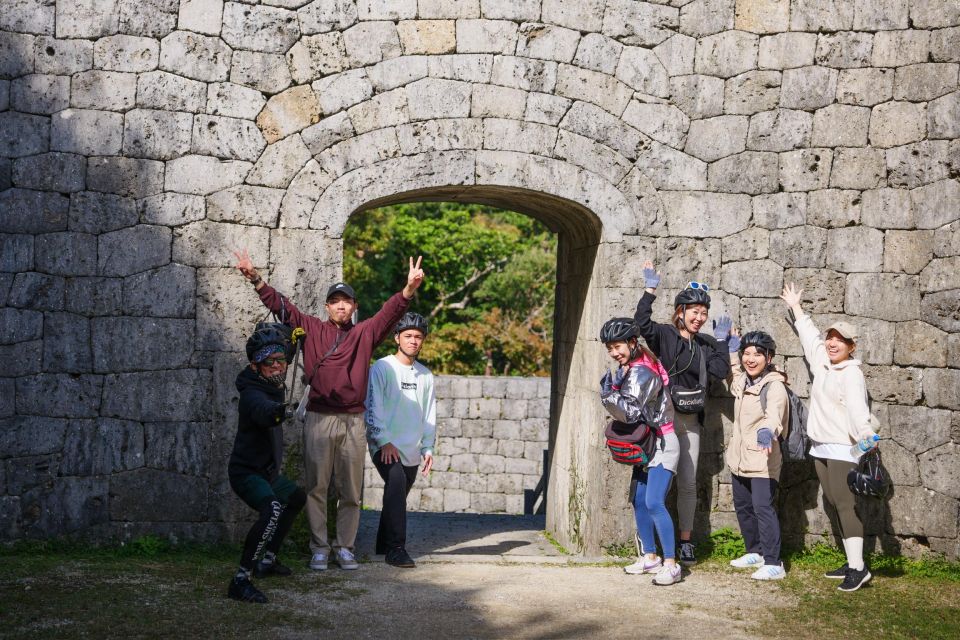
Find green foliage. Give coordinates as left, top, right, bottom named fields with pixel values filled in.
left=701, top=527, right=747, bottom=560
left=343, top=202, right=556, bottom=376
left=126, top=534, right=171, bottom=557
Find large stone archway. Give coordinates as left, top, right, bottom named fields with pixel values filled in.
left=2, top=1, right=959, bottom=556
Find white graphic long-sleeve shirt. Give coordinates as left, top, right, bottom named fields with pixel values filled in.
left=364, top=354, right=436, bottom=466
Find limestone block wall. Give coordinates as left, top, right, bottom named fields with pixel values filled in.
left=361, top=375, right=550, bottom=515
left=0, top=0, right=959, bottom=555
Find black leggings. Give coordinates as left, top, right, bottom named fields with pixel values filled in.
left=240, top=488, right=306, bottom=571
left=372, top=450, right=419, bottom=554
left=814, top=457, right=863, bottom=538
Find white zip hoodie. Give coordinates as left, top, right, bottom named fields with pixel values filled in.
left=793, top=312, right=875, bottom=462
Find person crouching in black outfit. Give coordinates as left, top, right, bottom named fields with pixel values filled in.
left=227, top=325, right=306, bottom=604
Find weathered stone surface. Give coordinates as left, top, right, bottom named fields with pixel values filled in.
left=315, top=127, right=401, bottom=176
left=12, top=153, right=85, bottom=193
left=117, top=0, right=178, bottom=38
left=921, top=289, right=960, bottom=333
left=93, top=35, right=159, bottom=72
left=221, top=3, right=299, bottom=53
left=617, top=46, right=670, bottom=97
left=65, top=277, right=123, bottom=316
left=137, top=71, right=207, bottom=112
left=911, top=179, right=960, bottom=229
left=16, top=374, right=101, bottom=417
left=0, top=308, right=43, bottom=345
left=846, top=273, right=920, bottom=321
left=739, top=296, right=801, bottom=356
left=708, top=151, right=778, bottom=194
left=827, top=226, right=884, bottom=271
left=143, top=422, right=210, bottom=475
left=301, top=112, right=355, bottom=154
left=721, top=227, right=769, bottom=262
left=70, top=70, right=137, bottom=111
left=679, top=0, right=734, bottom=38
left=230, top=51, right=292, bottom=94
left=21, top=476, right=109, bottom=536
left=33, top=36, right=91, bottom=75
left=862, top=365, right=921, bottom=405
left=396, top=118, right=483, bottom=155
left=757, top=32, right=816, bottom=71
left=206, top=186, right=284, bottom=227
left=778, top=148, right=832, bottom=192
left=297, top=0, right=356, bottom=34
left=810, top=104, right=869, bottom=149
left=781, top=268, right=844, bottom=313
left=40, top=312, right=90, bottom=373
left=455, top=19, right=516, bottom=55
left=110, top=468, right=208, bottom=521
left=721, top=259, right=782, bottom=297
left=931, top=26, right=960, bottom=63
left=860, top=188, right=913, bottom=229
left=735, top=0, right=789, bottom=33
left=724, top=70, right=781, bottom=115
left=780, top=66, right=837, bottom=110
left=836, top=68, right=894, bottom=107
left=86, top=157, right=163, bottom=200
left=660, top=192, right=750, bottom=239
left=0, top=234, right=33, bottom=273
left=815, top=31, right=872, bottom=69
left=8, top=272, right=65, bottom=311
left=573, top=33, right=622, bottom=75
left=889, top=486, right=959, bottom=538
left=1, top=0, right=54, bottom=35
left=0, top=340, right=42, bottom=377
left=920, top=256, right=960, bottom=293
left=92, top=317, right=193, bottom=372
left=177, top=0, right=224, bottom=36
left=894, top=63, right=959, bottom=102
left=769, top=226, right=826, bottom=268
left=515, top=23, right=579, bottom=63
left=918, top=443, right=960, bottom=500
left=11, top=74, right=69, bottom=114
left=123, top=264, right=196, bottom=318
left=830, top=148, right=885, bottom=190
left=311, top=69, right=373, bottom=115
left=50, top=108, right=123, bottom=156
left=806, top=189, right=860, bottom=228
left=935, top=221, right=960, bottom=258
left=684, top=115, right=747, bottom=162
left=0, top=113, right=49, bottom=160
left=884, top=230, right=933, bottom=274
left=101, top=369, right=211, bottom=421
left=286, top=33, right=346, bottom=83
left=471, top=84, right=527, bottom=119
left=695, top=31, right=758, bottom=79
left=880, top=439, right=921, bottom=487
left=406, top=77, right=472, bottom=120
left=60, top=418, right=144, bottom=475
left=929, top=92, right=960, bottom=140
left=34, top=232, right=97, bottom=277
left=347, top=88, right=409, bottom=133
left=620, top=102, right=689, bottom=149
left=893, top=320, right=947, bottom=368
left=159, top=31, right=231, bottom=82
left=872, top=30, right=931, bottom=68
left=869, top=102, right=927, bottom=149
left=556, top=64, right=632, bottom=116
left=55, top=0, right=119, bottom=38
left=165, top=155, right=252, bottom=195
left=98, top=226, right=171, bottom=277
left=0, top=416, right=66, bottom=458
left=747, top=109, right=811, bottom=152
left=366, top=56, right=429, bottom=92
left=246, top=135, right=312, bottom=189
left=192, top=114, right=266, bottom=161
left=489, top=56, right=555, bottom=93
left=670, top=74, right=725, bottom=119
left=634, top=140, right=708, bottom=190
left=172, top=221, right=269, bottom=267
left=342, top=21, right=401, bottom=66
left=123, top=109, right=193, bottom=160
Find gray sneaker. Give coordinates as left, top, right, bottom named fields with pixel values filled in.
left=309, top=552, right=328, bottom=571
left=333, top=548, right=359, bottom=570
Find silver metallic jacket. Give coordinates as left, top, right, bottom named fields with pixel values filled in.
left=600, top=363, right=674, bottom=429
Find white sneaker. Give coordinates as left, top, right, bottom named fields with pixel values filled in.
left=653, top=563, right=682, bottom=586
left=309, top=552, right=328, bottom=571
left=333, top=548, right=359, bottom=570
left=624, top=555, right=662, bottom=575
left=751, top=564, right=787, bottom=581
left=730, top=553, right=764, bottom=569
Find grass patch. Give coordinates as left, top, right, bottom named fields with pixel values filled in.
left=541, top=530, right=570, bottom=556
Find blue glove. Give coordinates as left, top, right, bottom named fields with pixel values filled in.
left=643, top=267, right=660, bottom=289
left=612, top=367, right=626, bottom=387
left=757, top=428, right=774, bottom=450
left=713, top=315, right=732, bottom=342
left=727, top=334, right=741, bottom=353
left=600, top=371, right=614, bottom=395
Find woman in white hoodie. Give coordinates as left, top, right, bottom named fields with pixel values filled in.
left=781, top=283, right=878, bottom=592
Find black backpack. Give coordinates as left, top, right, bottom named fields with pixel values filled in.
left=759, top=382, right=809, bottom=461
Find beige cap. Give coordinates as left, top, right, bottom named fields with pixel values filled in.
left=826, top=320, right=859, bottom=341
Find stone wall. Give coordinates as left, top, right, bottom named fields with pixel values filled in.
left=0, top=0, right=958, bottom=556
left=362, top=375, right=550, bottom=515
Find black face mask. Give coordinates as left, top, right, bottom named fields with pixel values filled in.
left=259, top=371, right=286, bottom=388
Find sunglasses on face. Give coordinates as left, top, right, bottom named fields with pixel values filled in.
left=687, top=281, right=710, bottom=291
left=259, top=356, right=287, bottom=367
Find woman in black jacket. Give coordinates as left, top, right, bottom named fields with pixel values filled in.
left=634, top=260, right=734, bottom=565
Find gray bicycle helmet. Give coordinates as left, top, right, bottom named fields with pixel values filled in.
left=674, top=288, right=711, bottom=309
left=600, top=317, right=640, bottom=343
left=740, top=331, right=777, bottom=357
left=395, top=312, right=429, bottom=336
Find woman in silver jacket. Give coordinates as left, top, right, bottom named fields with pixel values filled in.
left=600, top=318, right=681, bottom=586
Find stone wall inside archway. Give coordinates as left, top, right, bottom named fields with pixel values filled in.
left=1, top=0, right=959, bottom=557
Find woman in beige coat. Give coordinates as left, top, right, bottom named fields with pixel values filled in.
left=726, top=329, right=789, bottom=580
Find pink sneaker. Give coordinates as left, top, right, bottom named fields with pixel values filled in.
left=624, top=556, right=662, bottom=575
left=653, top=563, right=682, bottom=586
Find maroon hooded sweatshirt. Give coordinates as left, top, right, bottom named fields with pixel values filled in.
left=258, top=284, right=410, bottom=414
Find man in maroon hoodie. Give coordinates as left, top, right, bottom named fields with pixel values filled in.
left=234, top=250, right=424, bottom=571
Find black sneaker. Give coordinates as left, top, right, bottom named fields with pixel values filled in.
left=254, top=558, right=292, bottom=578
left=385, top=547, right=416, bottom=568
left=227, top=575, right=268, bottom=603
left=678, top=541, right=697, bottom=566
left=824, top=563, right=849, bottom=579
left=838, top=567, right=872, bottom=592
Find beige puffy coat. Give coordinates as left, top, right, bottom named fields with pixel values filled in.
left=726, top=355, right=789, bottom=479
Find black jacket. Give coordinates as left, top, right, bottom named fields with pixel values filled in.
left=228, top=367, right=286, bottom=483
left=634, top=291, right=730, bottom=390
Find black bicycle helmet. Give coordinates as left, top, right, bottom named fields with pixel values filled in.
left=246, top=323, right=292, bottom=362
left=600, top=317, right=640, bottom=343
left=847, top=450, right=889, bottom=498
left=395, top=312, right=429, bottom=336
left=740, top=331, right=777, bottom=357
left=674, top=288, right=711, bottom=309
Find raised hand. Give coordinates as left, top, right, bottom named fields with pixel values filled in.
left=642, top=260, right=661, bottom=290
left=233, top=248, right=258, bottom=281
left=713, top=315, right=732, bottom=341
left=403, top=255, right=425, bottom=298
left=780, top=283, right=803, bottom=312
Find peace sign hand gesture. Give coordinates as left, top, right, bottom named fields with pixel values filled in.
left=233, top=248, right=260, bottom=283
left=403, top=255, right=425, bottom=299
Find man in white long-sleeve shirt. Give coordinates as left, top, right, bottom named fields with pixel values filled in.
left=364, top=312, right=436, bottom=568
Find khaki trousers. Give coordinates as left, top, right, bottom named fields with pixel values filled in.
left=303, top=411, right=365, bottom=554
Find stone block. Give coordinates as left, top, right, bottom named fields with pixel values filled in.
left=0, top=308, right=43, bottom=345
left=12, top=153, right=85, bottom=193
left=888, top=486, right=958, bottom=538
left=880, top=439, right=921, bottom=487
left=780, top=66, right=837, bottom=110
left=70, top=70, right=137, bottom=111
left=869, top=102, right=926, bottom=148
left=33, top=36, right=92, bottom=75
left=21, top=476, right=109, bottom=536
left=935, top=221, right=960, bottom=258
left=35, top=232, right=97, bottom=276
left=884, top=230, right=933, bottom=275
left=738, top=297, right=801, bottom=356
left=50, top=108, right=123, bottom=156
left=406, top=78, right=471, bottom=120
left=8, top=272, right=65, bottom=311
left=574, top=33, right=623, bottom=75
left=777, top=148, right=831, bottom=192
left=396, top=118, right=483, bottom=154
left=482, top=118, right=556, bottom=155
left=357, top=0, right=415, bottom=20
left=11, top=74, right=69, bottom=114
left=931, top=26, right=960, bottom=63
left=806, top=189, right=860, bottom=228
left=93, top=317, right=194, bottom=372
left=16, top=373, right=101, bottom=417
left=872, top=30, right=930, bottom=68
left=178, top=0, right=224, bottom=35
left=144, top=422, right=210, bottom=474
left=617, top=46, right=670, bottom=97
left=653, top=237, right=722, bottom=291
left=653, top=34, right=695, bottom=77
left=65, top=277, right=123, bottom=316
left=123, top=109, right=193, bottom=160
left=429, top=53, right=494, bottom=82
left=56, top=0, right=119, bottom=38
left=98, top=226, right=170, bottom=277
left=919, top=443, right=960, bottom=500
left=810, top=104, right=869, bottom=149
left=347, top=88, right=409, bottom=134
left=734, top=0, right=789, bottom=33
left=230, top=51, right=292, bottom=94
left=929, top=92, right=960, bottom=139
left=911, top=179, right=960, bottom=229
left=555, top=64, right=632, bottom=116
left=123, top=264, right=196, bottom=318
left=117, top=0, right=178, bottom=38
left=173, top=222, right=268, bottom=267
left=554, top=131, right=631, bottom=184
left=724, top=70, right=782, bottom=115
left=747, top=109, right=811, bottom=152
left=505, top=457, right=539, bottom=475
left=40, top=312, right=89, bottom=373
left=286, top=33, right=346, bottom=84
left=490, top=56, right=556, bottom=92
left=679, top=0, right=734, bottom=38
left=165, top=155, right=252, bottom=195
left=708, top=151, right=778, bottom=194
left=296, top=0, right=357, bottom=34
left=790, top=0, right=853, bottom=31
left=444, top=488, right=470, bottom=511
left=757, top=32, right=816, bottom=70
left=87, top=157, right=166, bottom=200
left=159, top=31, right=232, bottom=82
left=138, top=192, right=206, bottom=227
left=93, top=35, right=159, bottom=72
left=660, top=192, right=751, bottom=239
left=0, top=416, right=66, bottom=459
left=860, top=188, right=913, bottom=229
left=769, top=226, right=826, bottom=268
left=102, top=369, right=211, bottom=421
left=246, top=135, right=312, bottom=189
left=0, top=234, right=33, bottom=273
left=515, top=23, right=580, bottom=64
left=830, top=148, right=885, bottom=190
left=0, top=340, right=42, bottom=377
left=221, top=2, right=299, bottom=53
left=893, top=320, right=947, bottom=368
left=894, top=63, right=959, bottom=102
left=621, top=102, right=689, bottom=149
left=815, top=31, right=872, bottom=69
left=721, top=259, right=782, bottom=297
left=685, top=115, right=749, bottom=163
left=862, top=365, right=922, bottom=405
left=722, top=227, right=769, bottom=261
left=0, top=31, right=35, bottom=79
left=5, top=453, right=59, bottom=495
left=193, top=114, right=266, bottom=161
left=694, top=31, right=758, bottom=79
left=634, top=140, right=708, bottom=190
left=207, top=185, right=284, bottom=227
left=449, top=453, right=479, bottom=473
left=670, top=74, right=725, bottom=119
left=311, top=69, right=372, bottom=117
left=845, top=273, right=920, bottom=321
left=110, top=468, right=208, bottom=521
left=471, top=84, right=527, bottom=119
left=836, top=68, right=894, bottom=107
left=477, top=453, right=506, bottom=473
left=921, top=289, right=960, bottom=333
left=137, top=71, right=207, bottom=112
left=920, top=256, right=960, bottom=293
left=366, top=56, right=429, bottom=92
left=782, top=268, right=845, bottom=313
left=342, top=21, right=401, bottom=67
left=315, top=127, right=400, bottom=177
left=1, top=0, right=55, bottom=35
left=455, top=19, right=516, bottom=55
left=300, top=111, right=353, bottom=153
left=479, top=0, right=539, bottom=20
left=60, top=418, right=143, bottom=475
